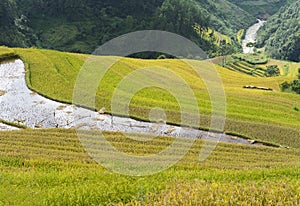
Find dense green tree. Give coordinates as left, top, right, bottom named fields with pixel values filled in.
left=0, top=0, right=272, bottom=56
left=0, top=0, right=33, bottom=47
left=227, top=0, right=297, bottom=18
left=265, top=65, right=280, bottom=77
left=257, top=1, right=300, bottom=62
left=291, top=80, right=300, bottom=94
left=280, top=80, right=300, bottom=94
left=280, top=81, right=290, bottom=91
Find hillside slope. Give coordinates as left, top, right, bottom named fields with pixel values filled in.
left=1, top=47, right=297, bottom=148
left=257, top=1, right=300, bottom=62
left=227, top=0, right=297, bottom=19
left=0, top=129, right=299, bottom=205
left=0, top=0, right=32, bottom=47
left=0, top=0, right=255, bottom=55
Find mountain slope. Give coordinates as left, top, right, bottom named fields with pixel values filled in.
left=0, top=0, right=32, bottom=47
left=0, top=129, right=299, bottom=205
left=193, top=0, right=255, bottom=35
left=2, top=47, right=298, bottom=148
left=227, top=0, right=298, bottom=19
left=0, top=0, right=255, bottom=55
left=257, top=1, right=300, bottom=62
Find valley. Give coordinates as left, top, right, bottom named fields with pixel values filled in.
left=0, top=0, right=299, bottom=205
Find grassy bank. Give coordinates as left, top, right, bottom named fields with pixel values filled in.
left=0, top=46, right=19, bottom=61
left=0, top=47, right=297, bottom=148
left=0, top=119, right=27, bottom=129
left=0, top=129, right=299, bottom=205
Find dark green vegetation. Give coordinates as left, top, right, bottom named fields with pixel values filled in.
left=227, top=0, right=298, bottom=19
left=265, top=65, right=281, bottom=77
left=0, top=0, right=297, bottom=60
left=0, top=0, right=257, bottom=57
left=3, top=47, right=297, bottom=149
left=0, top=1, right=31, bottom=47
left=0, top=129, right=299, bottom=205
left=281, top=80, right=300, bottom=95
left=0, top=0, right=259, bottom=56
left=279, top=61, right=300, bottom=96
left=257, top=1, right=300, bottom=62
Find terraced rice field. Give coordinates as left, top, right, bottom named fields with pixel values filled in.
left=0, top=47, right=17, bottom=60
left=224, top=53, right=300, bottom=78
left=224, top=59, right=267, bottom=77
left=0, top=47, right=299, bottom=205
left=0, top=129, right=299, bottom=205
left=0, top=47, right=299, bottom=148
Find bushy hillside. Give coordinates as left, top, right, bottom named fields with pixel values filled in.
left=0, top=0, right=255, bottom=55
left=257, top=1, right=300, bottom=62
left=0, top=0, right=32, bottom=47
left=192, top=0, right=255, bottom=35
left=227, top=0, right=297, bottom=19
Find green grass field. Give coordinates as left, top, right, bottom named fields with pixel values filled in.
left=0, top=129, right=299, bottom=205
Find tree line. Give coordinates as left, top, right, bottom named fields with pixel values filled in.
left=257, top=1, right=300, bottom=62
left=0, top=0, right=254, bottom=56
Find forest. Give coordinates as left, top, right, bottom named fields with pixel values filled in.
left=257, top=1, right=300, bottom=62
left=0, top=0, right=298, bottom=60
left=0, top=0, right=254, bottom=56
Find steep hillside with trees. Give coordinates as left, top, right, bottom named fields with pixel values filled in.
left=1, top=0, right=296, bottom=59
left=0, top=0, right=254, bottom=55
left=257, top=1, right=300, bottom=62
left=0, top=0, right=32, bottom=47
left=227, top=0, right=297, bottom=19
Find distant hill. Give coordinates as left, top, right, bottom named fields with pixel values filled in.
left=0, top=0, right=31, bottom=47
left=0, top=0, right=296, bottom=58
left=257, top=1, right=300, bottom=62
left=227, top=0, right=298, bottom=19
left=0, top=0, right=256, bottom=55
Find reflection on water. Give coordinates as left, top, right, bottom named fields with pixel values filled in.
left=0, top=59, right=253, bottom=145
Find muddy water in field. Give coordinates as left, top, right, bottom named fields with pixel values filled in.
left=0, top=59, right=255, bottom=145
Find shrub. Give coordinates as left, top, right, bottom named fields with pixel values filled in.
left=291, top=80, right=300, bottom=94
left=280, top=81, right=290, bottom=91
left=281, top=80, right=300, bottom=94
left=265, top=65, right=280, bottom=77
